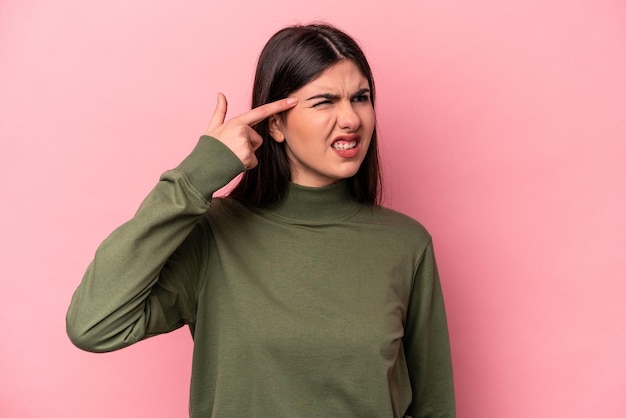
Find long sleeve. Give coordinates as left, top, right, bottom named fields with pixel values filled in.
left=403, top=241, right=456, bottom=418
left=66, top=136, right=244, bottom=353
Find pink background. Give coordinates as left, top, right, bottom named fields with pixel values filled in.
left=1, top=1, right=625, bottom=417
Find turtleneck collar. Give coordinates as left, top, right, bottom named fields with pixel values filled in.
left=264, top=181, right=362, bottom=223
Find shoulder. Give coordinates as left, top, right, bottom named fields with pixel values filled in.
left=360, top=204, right=431, bottom=233
left=353, top=204, right=433, bottom=245
left=205, top=196, right=256, bottom=222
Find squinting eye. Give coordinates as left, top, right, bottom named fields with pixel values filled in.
left=352, top=94, right=370, bottom=103
left=312, top=100, right=332, bottom=107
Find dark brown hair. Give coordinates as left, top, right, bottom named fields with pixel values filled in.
left=229, top=23, right=381, bottom=207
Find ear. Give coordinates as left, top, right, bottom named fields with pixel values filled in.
left=268, top=115, right=286, bottom=143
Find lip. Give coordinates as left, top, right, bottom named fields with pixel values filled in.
left=331, top=134, right=361, bottom=158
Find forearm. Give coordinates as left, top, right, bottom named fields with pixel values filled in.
left=66, top=136, right=244, bottom=352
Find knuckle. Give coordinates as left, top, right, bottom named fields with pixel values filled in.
left=233, top=124, right=248, bottom=135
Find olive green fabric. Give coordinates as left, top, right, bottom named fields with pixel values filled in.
left=67, top=135, right=455, bottom=417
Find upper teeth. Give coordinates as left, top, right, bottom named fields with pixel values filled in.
left=332, top=141, right=357, bottom=150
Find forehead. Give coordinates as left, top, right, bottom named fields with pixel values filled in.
left=299, top=60, right=369, bottom=93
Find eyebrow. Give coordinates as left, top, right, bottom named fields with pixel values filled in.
left=305, top=88, right=370, bottom=101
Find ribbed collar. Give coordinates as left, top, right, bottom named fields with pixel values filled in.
left=264, top=181, right=362, bottom=223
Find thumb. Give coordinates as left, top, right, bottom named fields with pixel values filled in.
left=206, top=92, right=228, bottom=131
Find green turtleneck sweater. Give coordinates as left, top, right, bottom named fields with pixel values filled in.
left=67, top=136, right=455, bottom=417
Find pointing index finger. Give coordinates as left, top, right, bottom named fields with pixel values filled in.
left=236, top=97, right=298, bottom=126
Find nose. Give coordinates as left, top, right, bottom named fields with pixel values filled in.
left=337, top=101, right=361, bottom=131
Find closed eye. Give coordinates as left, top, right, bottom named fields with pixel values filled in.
left=312, top=99, right=333, bottom=107
left=307, top=88, right=371, bottom=107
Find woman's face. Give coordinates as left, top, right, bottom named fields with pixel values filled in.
left=269, top=59, right=375, bottom=187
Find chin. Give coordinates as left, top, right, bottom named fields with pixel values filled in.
left=334, top=167, right=361, bottom=181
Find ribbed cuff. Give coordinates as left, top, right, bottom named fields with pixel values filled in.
left=174, top=135, right=245, bottom=199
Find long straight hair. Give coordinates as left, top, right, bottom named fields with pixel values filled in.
left=229, top=24, right=382, bottom=207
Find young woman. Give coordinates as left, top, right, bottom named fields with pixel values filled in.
left=67, top=23, right=455, bottom=417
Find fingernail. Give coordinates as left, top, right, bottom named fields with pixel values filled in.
left=286, top=98, right=297, bottom=105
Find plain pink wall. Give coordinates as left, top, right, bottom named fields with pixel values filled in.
left=1, top=1, right=625, bottom=417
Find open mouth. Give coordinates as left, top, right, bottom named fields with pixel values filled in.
left=331, top=140, right=358, bottom=150
left=331, top=134, right=360, bottom=151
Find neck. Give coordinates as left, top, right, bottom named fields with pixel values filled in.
left=266, top=181, right=361, bottom=222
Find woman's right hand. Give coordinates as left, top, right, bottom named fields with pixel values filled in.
left=204, top=93, right=297, bottom=170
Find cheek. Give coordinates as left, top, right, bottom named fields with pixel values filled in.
left=362, top=109, right=376, bottom=133
left=286, top=112, right=330, bottom=135
left=311, top=112, right=335, bottom=130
